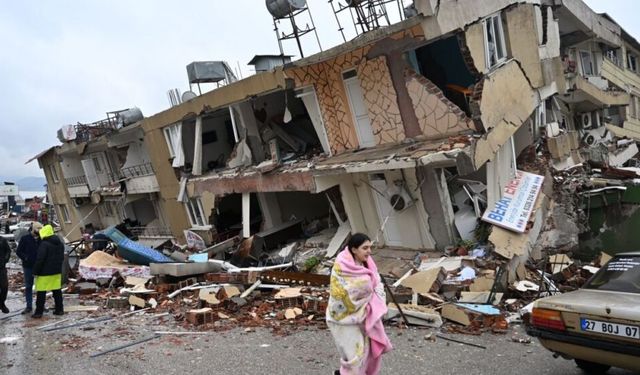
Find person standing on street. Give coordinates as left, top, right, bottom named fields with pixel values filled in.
left=0, top=235, right=11, bottom=313
left=16, top=222, right=42, bottom=314
left=326, top=233, right=392, bottom=375
left=32, top=224, right=64, bottom=318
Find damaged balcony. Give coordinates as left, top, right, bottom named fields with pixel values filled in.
left=188, top=136, right=472, bottom=251
left=558, top=10, right=629, bottom=111
left=562, top=73, right=629, bottom=109
left=65, top=175, right=90, bottom=198
left=106, top=121, right=160, bottom=195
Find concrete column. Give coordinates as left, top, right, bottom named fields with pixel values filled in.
left=192, top=115, right=203, bottom=176
left=416, top=166, right=456, bottom=250
left=256, top=192, right=282, bottom=229
left=242, top=192, right=251, bottom=238
left=234, top=102, right=265, bottom=163
left=339, top=179, right=368, bottom=234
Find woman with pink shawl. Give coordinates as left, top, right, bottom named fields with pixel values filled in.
left=326, top=233, right=392, bottom=375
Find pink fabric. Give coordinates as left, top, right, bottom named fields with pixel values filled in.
left=335, top=248, right=392, bottom=374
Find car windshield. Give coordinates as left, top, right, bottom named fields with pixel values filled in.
left=584, top=255, right=640, bottom=294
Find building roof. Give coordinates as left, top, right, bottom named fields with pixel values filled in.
left=25, top=146, right=58, bottom=165
left=248, top=54, right=294, bottom=65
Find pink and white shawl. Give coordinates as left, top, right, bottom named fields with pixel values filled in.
left=326, top=248, right=392, bottom=375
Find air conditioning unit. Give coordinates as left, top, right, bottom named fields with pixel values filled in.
left=73, top=197, right=88, bottom=207
left=386, top=183, right=415, bottom=212
left=580, top=111, right=602, bottom=129
left=583, top=133, right=597, bottom=147
left=581, top=113, right=593, bottom=129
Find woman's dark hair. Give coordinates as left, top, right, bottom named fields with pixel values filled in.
left=347, top=233, right=371, bottom=252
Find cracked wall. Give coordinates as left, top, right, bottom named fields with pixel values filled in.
left=406, top=69, right=474, bottom=138
left=357, top=55, right=406, bottom=144
left=288, top=27, right=432, bottom=154
left=289, top=48, right=367, bottom=153
left=473, top=60, right=540, bottom=167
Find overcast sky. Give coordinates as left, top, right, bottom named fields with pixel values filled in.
left=1, top=1, right=637, bottom=179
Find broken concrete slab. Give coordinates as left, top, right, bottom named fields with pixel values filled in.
left=274, top=287, right=303, bottom=299
left=441, top=303, right=502, bottom=326
left=325, top=221, right=351, bottom=259
left=418, top=256, right=466, bottom=272
left=107, top=297, right=129, bottom=309
left=150, top=262, right=222, bottom=277
left=128, top=295, right=146, bottom=309
left=459, top=292, right=504, bottom=305
left=549, top=254, right=573, bottom=275
left=468, top=276, right=495, bottom=292
left=400, top=267, right=446, bottom=294
left=386, top=304, right=443, bottom=328
left=199, top=287, right=221, bottom=305
left=124, top=276, right=150, bottom=287
left=65, top=305, right=100, bottom=312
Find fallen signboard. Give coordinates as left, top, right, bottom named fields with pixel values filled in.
left=481, top=170, right=544, bottom=233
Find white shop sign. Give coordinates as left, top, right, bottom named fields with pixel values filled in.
left=0, top=185, right=19, bottom=196
left=482, top=170, right=544, bottom=233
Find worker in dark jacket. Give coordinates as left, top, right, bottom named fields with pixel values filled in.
left=16, top=222, right=42, bottom=314
left=0, top=236, right=11, bottom=313
left=32, top=224, right=64, bottom=318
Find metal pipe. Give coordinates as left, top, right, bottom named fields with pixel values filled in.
left=90, top=334, right=160, bottom=358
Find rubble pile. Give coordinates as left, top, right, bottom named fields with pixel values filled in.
left=5, top=230, right=604, bottom=339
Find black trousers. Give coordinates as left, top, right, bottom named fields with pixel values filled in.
left=0, top=268, right=8, bottom=308
left=34, top=289, right=63, bottom=314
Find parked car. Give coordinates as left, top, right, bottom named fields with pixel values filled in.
left=9, top=221, right=34, bottom=234
left=527, top=252, right=640, bottom=373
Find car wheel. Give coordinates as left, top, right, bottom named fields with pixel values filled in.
left=575, top=359, right=611, bottom=374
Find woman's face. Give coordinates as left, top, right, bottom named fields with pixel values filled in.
left=351, top=240, right=372, bottom=263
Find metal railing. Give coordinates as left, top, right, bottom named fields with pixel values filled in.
left=65, top=175, right=88, bottom=187
left=121, top=163, right=155, bottom=178
left=129, top=226, right=172, bottom=237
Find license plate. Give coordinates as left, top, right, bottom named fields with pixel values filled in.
left=581, top=318, right=640, bottom=339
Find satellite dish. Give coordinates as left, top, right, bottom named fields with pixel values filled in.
left=182, top=91, right=197, bottom=102
left=266, top=0, right=307, bottom=19
left=90, top=191, right=102, bottom=205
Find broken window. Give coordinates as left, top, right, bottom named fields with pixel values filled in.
left=163, top=123, right=184, bottom=167
left=628, top=53, right=638, bottom=73
left=49, top=164, right=59, bottom=183
left=92, top=156, right=103, bottom=173
left=186, top=197, right=207, bottom=227
left=579, top=50, right=595, bottom=76
left=483, top=13, right=507, bottom=69
left=606, top=49, right=621, bottom=67
left=58, top=204, right=71, bottom=223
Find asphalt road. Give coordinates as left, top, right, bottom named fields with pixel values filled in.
left=1, top=294, right=637, bottom=375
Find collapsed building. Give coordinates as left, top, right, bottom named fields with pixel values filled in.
left=29, top=0, right=640, bottom=282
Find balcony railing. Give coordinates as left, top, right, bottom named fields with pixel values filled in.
left=129, top=226, right=172, bottom=237
left=65, top=175, right=88, bottom=187
left=121, top=163, right=155, bottom=178
left=74, top=117, right=119, bottom=143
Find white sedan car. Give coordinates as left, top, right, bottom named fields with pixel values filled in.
left=9, top=221, right=34, bottom=233
left=527, top=252, right=640, bottom=373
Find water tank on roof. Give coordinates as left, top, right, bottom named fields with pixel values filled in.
left=186, top=61, right=228, bottom=84
left=345, top=0, right=364, bottom=6
left=117, top=108, right=143, bottom=127
left=266, top=0, right=307, bottom=19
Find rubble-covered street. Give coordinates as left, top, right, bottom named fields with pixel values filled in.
left=3, top=0, right=640, bottom=374
left=1, top=296, right=634, bottom=375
